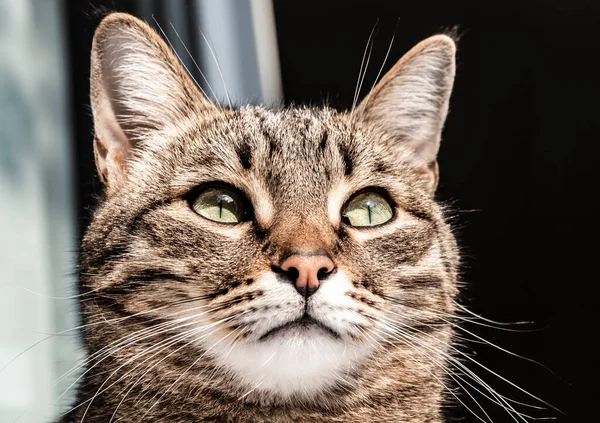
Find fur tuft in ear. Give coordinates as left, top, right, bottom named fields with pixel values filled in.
left=90, top=13, right=213, bottom=194
left=357, top=34, right=456, bottom=194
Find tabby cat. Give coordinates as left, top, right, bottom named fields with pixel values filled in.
left=62, top=12, right=459, bottom=422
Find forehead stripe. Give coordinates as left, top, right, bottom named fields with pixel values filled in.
left=338, top=144, right=354, bottom=176
left=319, top=130, right=328, bottom=151
left=235, top=140, right=253, bottom=170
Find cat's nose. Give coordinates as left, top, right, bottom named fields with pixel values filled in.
left=280, top=254, right=335, bottom=298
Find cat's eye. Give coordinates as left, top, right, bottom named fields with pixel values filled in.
left=342, top=192, right=393, bottom=227
left=191, top=187, right=247, bottom=224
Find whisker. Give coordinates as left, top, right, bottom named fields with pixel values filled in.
left=450, top=319, right=563, bottom=380
left=166, top=20, right=217, bottom=102
left=370, top=323, right=526, bottom=422
left=382, top=294, right=538, bottom=332
left=354, top=39, right=375, bottom=111
left=367, top=310, right=537, bottom=417
left=55, top=306, right=234, bottom=399
left=3, top=284, right=96, bottom=300
left=151, top=16, right=207, bottom=100
left=238, top=378, right=264, bottom=401
left=382, top=297, right=563, bottom=382
left=140, top=324, right=242, bottom=418
left=371, top=312, right=556, bottom=420
left=358, top=18, right=400, bottom=114
left=173, top=327, right=243, bottom=406
left=11, top=410, right=25, bottom=423
left=372, top=323, right=513, bottom=422
left=58, top=303, right=235, bottom=404
left=195, top=25, right=233, bottom=108
left=352, top=19, right=379, bottom=110
left=109, top=316, right=240, bottom=422
left=75, top=316, right=236, bottom=423
left=454, top=301, right=535, bottom=326
left=362, top=326, right=492, bottom=423
left=59, top=325, right=204, bottom=418
left=260, top=350, right=277, bottom=368
left=54, top=300, right=232, bottom=388
left=2, top=294, right=215, bottom=378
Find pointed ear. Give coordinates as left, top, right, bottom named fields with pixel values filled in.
left=357, top=35, right=456, bottom=194
left=90, top=13, right=213, bottom=194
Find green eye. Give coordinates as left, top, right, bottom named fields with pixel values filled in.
left=192, top=187, right=246, bottom=224
left=342, top=192, right=393, bottom=227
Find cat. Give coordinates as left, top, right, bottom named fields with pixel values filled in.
left=61, top=12, right=459, bottom=422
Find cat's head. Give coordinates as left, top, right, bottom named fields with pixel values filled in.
left=82, top=13, right=459, bottom=404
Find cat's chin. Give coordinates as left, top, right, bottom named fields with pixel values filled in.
left=210, top=325, right=372, bottom=400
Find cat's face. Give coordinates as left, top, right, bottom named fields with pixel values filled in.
left=82, top=13, right=459, bottom=405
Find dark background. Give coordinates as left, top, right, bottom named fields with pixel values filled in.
left=65, top=1, right=600, bottom=421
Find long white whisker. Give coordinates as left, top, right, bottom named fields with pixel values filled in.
left=352, top=20, right=379, bottom=110
left=59, top=324, right=207, bottom=418
left=357, top=18, right=400, bottom=115
left=370, top=310, right=533, bottom=418
left=354, top=40, right=375, bottom=110
left=383, top=302, right=563, bottom=407
left=151, top=16, right=207, bottom=99
left=383, top=294, right=535, bottom=331
left=1, top=298, right=207, bottom=377
left=140, top=318, right=244, bottom=418
left=77, top=316, right=235, bottom=423
left=260, top=350, right=277, bottom=368
left=238, top=378, right=264, bottom=401
left=56, top=303, right=230, bottom=393
left=373, top=314, right=544, bottom=421
left=447, top=318, right=562, bottom=378
left=373, top=323, right=523, bottom=422
left=109, top=316, right=239, bottom=422
left=167, top=21, right=217, bottom=102
left=195, top=26, right=232, bottom=108
left=454, top=301, right=535, bottom=326
left=8, top=284, right=97, bottom=300
left=361, top=325, right=491, bottom=423
left=371, top=325, right=498, bottom=423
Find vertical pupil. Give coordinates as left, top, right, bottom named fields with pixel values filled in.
left=218, top=198, right=223, bottom=218
left=367, top=204, right=372, bottom=224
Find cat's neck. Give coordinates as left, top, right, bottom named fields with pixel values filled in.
left=62, top=372, right=445, bottom=423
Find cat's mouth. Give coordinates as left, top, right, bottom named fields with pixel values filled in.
left=258, top=313, right=340, bottom=342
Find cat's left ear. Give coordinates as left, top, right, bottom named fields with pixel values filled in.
left=357, top=35, right=456, bottom=194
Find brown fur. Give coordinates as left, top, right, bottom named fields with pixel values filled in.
left=62, top=13, right=459, bottom=422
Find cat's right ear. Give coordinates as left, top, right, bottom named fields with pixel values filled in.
left=90, top=13, right=213, bottom=194
left=356, top=35, right=456, bottom=195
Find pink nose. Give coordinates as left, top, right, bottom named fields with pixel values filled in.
left=280, top=254, right=335, bottom=298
